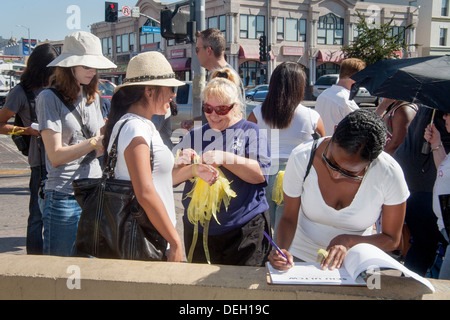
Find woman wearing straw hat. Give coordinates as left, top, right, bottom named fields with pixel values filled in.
left=36, top=31, right=116, bottom=257
left=103, top=51, right=185, bottom=262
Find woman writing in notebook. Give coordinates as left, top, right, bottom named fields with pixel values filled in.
left=269, top=110, right=410, bottom=270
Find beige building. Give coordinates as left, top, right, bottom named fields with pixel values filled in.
left=91, top=0, right=417, bottom=90
left=364, top=0, right=450, bottom=57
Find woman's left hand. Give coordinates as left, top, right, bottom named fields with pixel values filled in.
left=320, top=235, right=351, bottom=270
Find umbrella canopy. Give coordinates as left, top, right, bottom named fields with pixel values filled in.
left=350, top=55, right=450, bottom=113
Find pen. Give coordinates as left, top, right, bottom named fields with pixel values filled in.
left=263, top=231, right=292, bottom=266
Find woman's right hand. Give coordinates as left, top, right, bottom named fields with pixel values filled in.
left=167, top=241, right=184, bottom=262
left=268, top=249, right=293, bottom=271
left=424, top=124, right=441, bottom=147
left=192, top=163, right=220, bottom=185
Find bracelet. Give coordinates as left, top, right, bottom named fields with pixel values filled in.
left=191, top=164, right=198, bottom=177
left=431, top=143, right=443, bottom=152
left=7, top=126, right=25, bottom=136
left=89, top=137, right=101, bottom=150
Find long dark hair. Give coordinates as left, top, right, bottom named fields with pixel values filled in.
left=261, top=62, right=306, bottom=129
left=20, top=43, right=59, bottom=92
left=102, top=85, right=164, bottom=163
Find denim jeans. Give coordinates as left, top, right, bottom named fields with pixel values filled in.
left=27, top=165, right=46, bottom=255
left=42, top=190, right=81, bottom=257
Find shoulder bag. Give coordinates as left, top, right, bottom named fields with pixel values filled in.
left=72, top=119, right=167, bottom=261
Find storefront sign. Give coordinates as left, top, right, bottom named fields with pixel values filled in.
left=171, top=49, right=186, bottom=59
left=282, top=46, right=304, bottom=56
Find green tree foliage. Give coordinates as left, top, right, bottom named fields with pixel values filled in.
left=343, top=12, right=416, bottom=66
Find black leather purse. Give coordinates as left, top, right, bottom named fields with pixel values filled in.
left=73, top=119, right=167, bottom=261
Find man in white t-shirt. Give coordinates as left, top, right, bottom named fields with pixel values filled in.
left=315, top=58, right=366, bottom=136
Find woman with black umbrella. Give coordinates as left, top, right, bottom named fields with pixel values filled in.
left=424, top=112, right=450, bottom=280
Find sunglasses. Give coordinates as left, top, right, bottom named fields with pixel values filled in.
left=202, top=103, right=235, bottom=115
left=195, top=46, right=207, bottom=54
left=322, top=141, right=367, bottom=181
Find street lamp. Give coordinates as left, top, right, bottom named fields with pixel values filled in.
left=16, top=24, right=31, bottom=56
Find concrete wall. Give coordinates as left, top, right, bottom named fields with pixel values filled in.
left=0, top=254, right=449, bottom=300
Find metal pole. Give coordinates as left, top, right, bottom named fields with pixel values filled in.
left=191, top=0, right=206, bottom=120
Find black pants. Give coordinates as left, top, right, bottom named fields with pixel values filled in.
left=184, top=212, right=271, bottom=267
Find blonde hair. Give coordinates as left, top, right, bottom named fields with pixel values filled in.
left=202, top=77, right=243, bottom=118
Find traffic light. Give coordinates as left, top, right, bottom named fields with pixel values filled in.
left=259, top=35, right=267, bottom=62
left=105, top=2, right=118, bottom=23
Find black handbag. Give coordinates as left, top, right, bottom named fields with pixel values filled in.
left=73, top=119, right=167, bottom=261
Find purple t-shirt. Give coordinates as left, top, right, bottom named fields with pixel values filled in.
left=175, top=119, right=270, bottom=235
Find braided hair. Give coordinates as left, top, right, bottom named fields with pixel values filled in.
left=333, top=109, right=387, bottom=162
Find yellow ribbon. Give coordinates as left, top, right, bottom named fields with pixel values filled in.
left=185, top=170, right=236, bottom=264
left=7, top=126, right=24, bottom=136
left=272, top=170, right=285, bottom=206
left=175, top=149, right=237, bottom=263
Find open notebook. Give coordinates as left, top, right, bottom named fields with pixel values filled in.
left=267, top=243, right=435, bottom=292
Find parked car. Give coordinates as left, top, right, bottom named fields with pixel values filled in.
left=312, top=74, right=379, bottom=106
left=245, top=84, right=269, bottom=102
left=98, top=79, right=116, bottom=100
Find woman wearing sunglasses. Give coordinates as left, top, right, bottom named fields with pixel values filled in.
left=269, top=109, right=410, bottom=271
left=173, top=73, right=271, bottom=266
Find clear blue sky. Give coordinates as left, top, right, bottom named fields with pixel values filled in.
left=1, top=0, right=177, bottom=42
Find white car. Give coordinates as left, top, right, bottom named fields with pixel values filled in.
left=312, top=74, right=379, bottom=106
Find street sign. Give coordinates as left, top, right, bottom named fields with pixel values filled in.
left=142, top=26, right=161, bottom=34
left=132, top=6, right=140, bottom=18
left=122, top=6, right=131, bottom=16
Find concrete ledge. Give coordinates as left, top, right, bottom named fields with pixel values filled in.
left=0, top=253, right=449, bottom=300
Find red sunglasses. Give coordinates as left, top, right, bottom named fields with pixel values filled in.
left=202, top=103, right=235, bottom=115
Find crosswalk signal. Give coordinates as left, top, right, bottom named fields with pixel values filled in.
left=105, top=2, right=118, bottom=23
left=259, top=35, right=267, bottom=62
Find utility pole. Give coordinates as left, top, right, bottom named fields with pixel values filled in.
left=190, top=0, right=206, bottom=121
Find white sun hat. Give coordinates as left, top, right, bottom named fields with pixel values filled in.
left=47, top=31, right=117, bottom=69
left=114, top=51, right=185, bottom=92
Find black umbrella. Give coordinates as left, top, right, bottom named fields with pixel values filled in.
left=350, top=55, right=450, bottom=113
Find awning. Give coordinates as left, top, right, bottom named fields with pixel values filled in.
left=238, top=45, right=274, bottom=60
left=168, top=57, right=191, bottom=71
left=317, top=49, right=345, bottom=63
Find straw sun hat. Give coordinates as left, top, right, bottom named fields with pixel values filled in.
left=47, top=31, right=117, bottom=69
left=114, top=51, right=185, bottom=92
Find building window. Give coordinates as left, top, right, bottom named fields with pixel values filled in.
left=121, top=34, right=129, bottom=53
left=390, top=26, right=406, bottom=40
left=442, top=0, right=449, bottom=16
left=317, top=13, right=344, bottom=45
left=116, top=35, right=121, bottom=53
left=281, top=18, right=307, bottom=42
left=102, top=37, right=112, bottom=56
left=440, top=28, right=448, bottom=46
left=277, top=18, right=284, bottom=40
left=286, top=18, right=298, bottom=41
left=240, top=14, right=265, bottom=39
left=208, top=15, right=227, bottom=41
left=316, top=62, right=340, bottom=79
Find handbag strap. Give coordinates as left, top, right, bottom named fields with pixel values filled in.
left=49, top=88, right=92, bottom=139
left=105, top=119, right=154, bottom=179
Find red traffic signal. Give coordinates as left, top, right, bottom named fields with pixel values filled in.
left=105, top=2, right=118, bottom=23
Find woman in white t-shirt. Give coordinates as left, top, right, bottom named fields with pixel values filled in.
left=248, top=62, right=325, bottom=236
left=103, top=52, right=185, bottom=262
left=269, top=110, right=410, bottom=271
left=424, top=112, right=450, bottom=280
